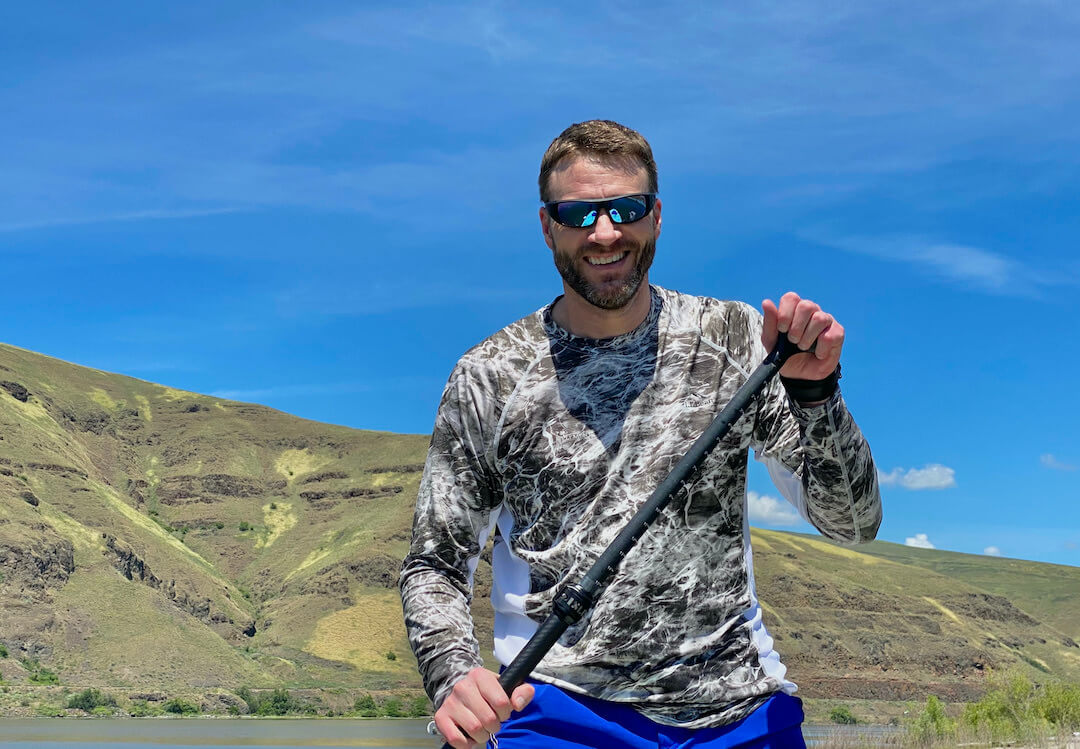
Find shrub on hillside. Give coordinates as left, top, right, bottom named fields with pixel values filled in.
left=255, top=688, right=304, bottom=716
left=0, top=644, right=8, bottom=658
left=354, top=693, right=378, bottom=717
left=22, top=659, right=59, bottom=685
left=129, top=699, right=162, bottom=717
left=30, top=669, right=59, bottom=685
left=1033, top=681, right=1080, bottom=731
left=381, top=697, right=403, bottom=718
left=408, top=696, right=431, bottom=718
left=909, top=695, right=955, bottom=746
left=67, top=688, right=117, bottom=712
left=829, top=705, right=857, bottom=725
left=235, top=686, right=308, bottom=716
left=961, top=672, right=1049, bottom=745
left=163, top=698, right=199, bottom=715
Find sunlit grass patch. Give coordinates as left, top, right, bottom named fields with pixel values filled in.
left=157, top=386, right=197, bottom=401
left=89, top=388, right=119, bottom=412
left=257, top=502, right=296, bottom=549
left=921, top=596, right=962, bottom=625
left=275, top=449, right=329, bottom=482
left=305, top=590, right=413, bottom=674
left=135, top=394, right=152, bottom=421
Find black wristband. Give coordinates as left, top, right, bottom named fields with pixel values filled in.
left=780, top=364, right=841, bottom=404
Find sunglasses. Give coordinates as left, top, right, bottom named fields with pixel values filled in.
left=544, top=193, right=657, bottom=228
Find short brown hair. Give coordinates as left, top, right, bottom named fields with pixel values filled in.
left=538, top=120, right=658, bottom=201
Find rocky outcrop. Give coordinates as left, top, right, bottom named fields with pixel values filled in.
left=300, top=471, right=349, bottom=484
left=0, top=525, right=75, bottom=599
left=27, top=462, right=88, bottom=479
left=0, top=381, right=30, bottom=402
left=299, top=554, right=403, bottom=600
left=299, top=486, right=403, bottom=503
left=941, top=593, right=1040, bottom=626
left=102, top=534, right=254, bottom=639
left=365, top=464, right=424, bottom=474
left=157, top=473, right=265, bottom=504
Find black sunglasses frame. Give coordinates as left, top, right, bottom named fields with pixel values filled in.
left=543, top=193, right=657, bottom=229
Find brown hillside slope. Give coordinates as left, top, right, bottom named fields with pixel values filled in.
left=1, top=341, right=1077, bottom=710
left=0, top=342, right=430, bottom=690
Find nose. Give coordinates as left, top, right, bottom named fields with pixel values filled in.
left=588, top=212, right=622, bottom=246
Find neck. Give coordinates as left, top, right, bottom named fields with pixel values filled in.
left=552, top=282, right=652, bottom=339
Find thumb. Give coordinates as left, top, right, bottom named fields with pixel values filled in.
left=510, top=683, right=535, bottom=711
left=761, top=299, right=779, bottom=352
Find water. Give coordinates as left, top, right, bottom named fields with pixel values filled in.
left=0, top=718, right=435, bottom=748
left=803, top=723, right=904, bottom=746
left=0, top=719, right=901, bottom=747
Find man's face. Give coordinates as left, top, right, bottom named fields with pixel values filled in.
left=540, top=156, right=662, bottom=311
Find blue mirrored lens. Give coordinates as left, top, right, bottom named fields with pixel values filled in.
left=555, top=203, right=597, bottom=227
left=608, top=196, right=648, bottom=223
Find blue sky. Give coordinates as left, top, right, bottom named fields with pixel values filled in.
left=2, top=2, right=1078, bottom=566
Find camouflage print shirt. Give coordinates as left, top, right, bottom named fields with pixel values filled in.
left=400, top=285, right=881, bottom=728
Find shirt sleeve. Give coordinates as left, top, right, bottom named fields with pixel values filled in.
left=739, top=303, right=883, bottom=545
left=399, top=361, right=502, bottom=708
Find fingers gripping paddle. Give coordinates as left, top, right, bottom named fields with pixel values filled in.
left=434, top=335, right=812, bottom=747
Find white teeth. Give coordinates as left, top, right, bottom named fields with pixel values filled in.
left=586, top=252, right=627, bottom=266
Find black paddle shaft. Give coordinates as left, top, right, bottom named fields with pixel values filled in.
left=497, top=334, right=811, bottom=694
left=436, top=335, right=813, bottom=746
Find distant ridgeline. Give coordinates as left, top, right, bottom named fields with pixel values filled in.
left=1, top=341, right=1078, bottom=714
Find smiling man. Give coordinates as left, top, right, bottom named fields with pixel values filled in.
left=400, top=120, right=882, bottom=749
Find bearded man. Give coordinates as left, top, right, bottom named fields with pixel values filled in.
left=400, top=120, right=882, bottom=749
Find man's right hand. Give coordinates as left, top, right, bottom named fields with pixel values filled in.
left=434, top=668, right=535, bottom=749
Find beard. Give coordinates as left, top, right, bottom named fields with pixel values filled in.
left=552, top=235, right=656, bottom=311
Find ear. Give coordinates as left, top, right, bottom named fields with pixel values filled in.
left=539, top=206, right=556, bottom=251
left=652, top=197, right=662, bottom=239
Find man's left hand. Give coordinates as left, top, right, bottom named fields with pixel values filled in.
left=762, top=292, right=844, bottom=381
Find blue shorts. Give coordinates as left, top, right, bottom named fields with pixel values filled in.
left=493, top=683, right=806, bottom=748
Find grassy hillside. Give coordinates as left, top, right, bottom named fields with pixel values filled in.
left=749, top=529, right=1080, bottom=705
left=855, top=537, right=1080, bottom=641
left=0, top=341, right=429, bottom=695
left=1, top=341, right=1077, bottom=719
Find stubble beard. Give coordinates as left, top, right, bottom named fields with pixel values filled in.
left=552, top=236, right=656, bottom=311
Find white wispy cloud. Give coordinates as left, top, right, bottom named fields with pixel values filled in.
left=0, top=206, right=245, bottom=235
left=810, top=235, right=1075, bottom=298
left=1040, top=454, right=1077, bottom=471
left=984, top=546, right=1002, bottom=556
left=905, top=533, right=936, bottom=549
left=747, top=490, right=802, bottom=526
left=879, top=464, right=956, bottom=490
left=6, top=1, right=1080, bottom=234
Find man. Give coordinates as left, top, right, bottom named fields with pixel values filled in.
left=400, top=120, right=881, bottom=748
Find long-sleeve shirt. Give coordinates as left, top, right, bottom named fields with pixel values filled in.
left=400, top=285, right=881, bottom=728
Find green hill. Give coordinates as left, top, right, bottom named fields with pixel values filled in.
left=0, top=341, right=431, bottom=700
left=1, top=341, right=1077, bottom=719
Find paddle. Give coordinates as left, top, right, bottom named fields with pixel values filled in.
left=434, top=334, right=813, bottom=748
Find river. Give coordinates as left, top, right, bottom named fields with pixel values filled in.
left=0, top=718, right=903, bottom=747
